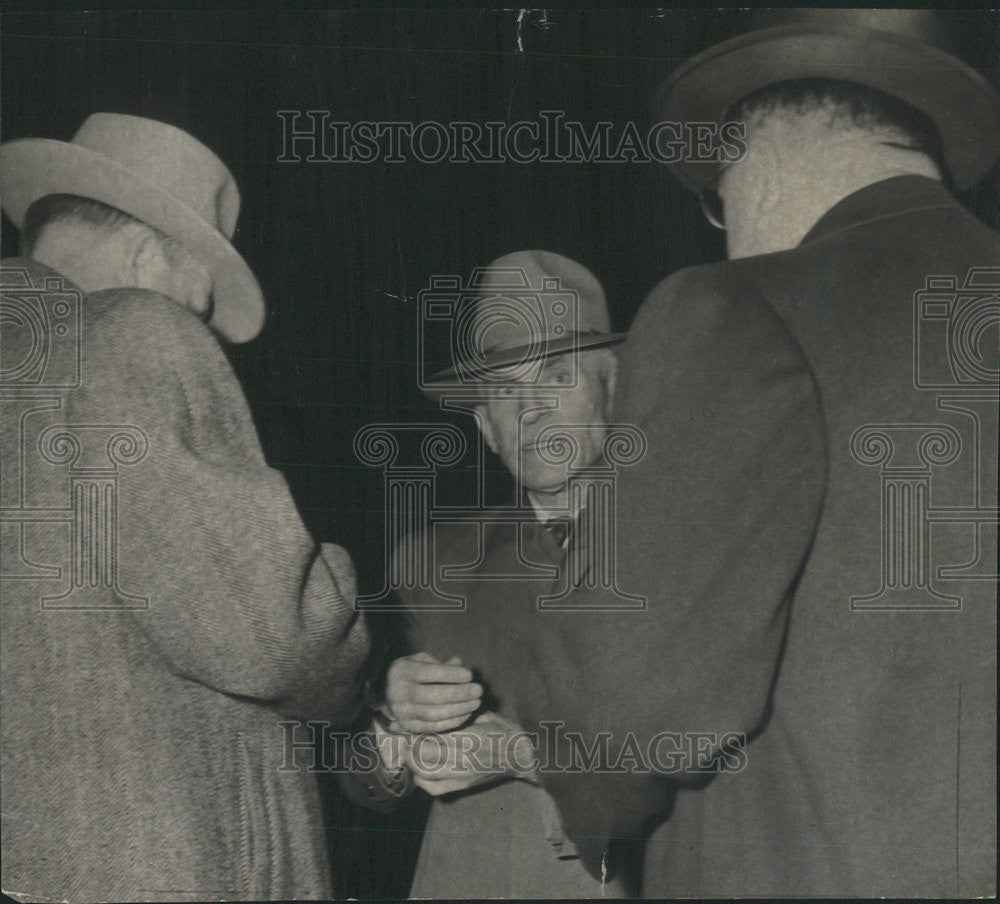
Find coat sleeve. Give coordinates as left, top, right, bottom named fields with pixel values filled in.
left=505, top=268, right=827, bottom=876
left=75, top=291, right=370, bottom=725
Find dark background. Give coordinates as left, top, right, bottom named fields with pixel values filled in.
left=3, top=8, right=998, bottom=898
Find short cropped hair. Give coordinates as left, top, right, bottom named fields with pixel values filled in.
left=20, top=193, right=186, bottom=264
left=725, top=78, right=947, bottom=179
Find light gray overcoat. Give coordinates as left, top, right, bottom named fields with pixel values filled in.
left=1, top=259, right=369, bottom=902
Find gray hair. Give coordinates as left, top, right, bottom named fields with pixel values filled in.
left=20, top=193, right=183, bottom=261
left=725, top=78, right=947, bottom=180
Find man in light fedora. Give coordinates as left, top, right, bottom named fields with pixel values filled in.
left=348, top=250, right=643, bottom=897
left=496, top=10, right=998, bottom=899
left=0, top=114, right=370, bottom=901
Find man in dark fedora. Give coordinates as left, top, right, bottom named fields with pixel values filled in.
left=500, top=10, right=997, bottom=899
left=356, top=250, right=642, bottom=897
left=0, top=114, right=370, bottom=901
left=638, top=9, right=1000, bottom=897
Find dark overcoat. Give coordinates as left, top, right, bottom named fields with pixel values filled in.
left=395, top=513, right=636, bottom=898
left=502, top=176, right=996, bottom=897
left=641, top=176, right=998, bottom=897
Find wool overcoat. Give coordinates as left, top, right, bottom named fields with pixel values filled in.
left=1, top=259, right=370, bottom=903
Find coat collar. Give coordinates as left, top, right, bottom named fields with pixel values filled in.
left=800, top=175, right=962, bottom=247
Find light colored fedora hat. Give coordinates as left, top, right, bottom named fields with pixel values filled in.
left=653, top=9, right=1000, bottom=193
left=0, top=113, right=264, bottom=342
left=422, top=249, right=624, bottom=401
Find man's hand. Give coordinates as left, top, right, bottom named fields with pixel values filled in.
left=405, top=711, right=539, bottom=796
left=382, top=651, right=483, bottom=733
left=372, top=711, right=410, bottom=776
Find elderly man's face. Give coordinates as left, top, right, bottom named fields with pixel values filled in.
left=475, top=349, right=616, bottom=494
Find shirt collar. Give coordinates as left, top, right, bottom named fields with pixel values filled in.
left=799, top=175, right=962, bottom=247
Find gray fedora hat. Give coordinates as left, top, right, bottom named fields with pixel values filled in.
left=0, top=113, right=265, bottom=343
left=653, top=9, right=1000, bottom=193
left=421, top=250, right=624, bottom=401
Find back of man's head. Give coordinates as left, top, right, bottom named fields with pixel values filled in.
left=21, top=193, right=141, bottom=256
left=718, top=77, right=946, bottom=258
left=22, top=192, right=212, bottom=318
left=728, top=77, right=946, bottom=181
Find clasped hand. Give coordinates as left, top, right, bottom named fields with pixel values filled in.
left=375, top=651, right=537, bottom=796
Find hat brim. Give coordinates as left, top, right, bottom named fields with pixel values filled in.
left=0, top=137, right=265, bottom=343
left=420, top=331, right=625, bottom=401
left=653, top=23, right=1000, bottom=192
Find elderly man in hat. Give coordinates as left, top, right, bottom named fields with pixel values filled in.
left=495, top=10, right=998, bottom=899
left=0, top=114, right=369, bottom=901
left=351, top=251, right=641, bottom=897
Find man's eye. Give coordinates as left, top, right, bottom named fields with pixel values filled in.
left=552, top=371, right=570, bottom=384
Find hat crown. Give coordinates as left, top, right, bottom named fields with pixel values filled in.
left=0, top=112, right=263, bottom=342
left=743, top=9, right=957, bottom=52
left=470, top=250, right=611, bottom=356
left=71, top=113, right=240, bottom=239
left=653, top=10, right=1000, bottom=192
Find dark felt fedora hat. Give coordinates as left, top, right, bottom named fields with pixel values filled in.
left=421, top=250, right=624, bottom=401
left=0, top=113, right=265, bottom=343
left=653, top=9, right=1000, bottom=193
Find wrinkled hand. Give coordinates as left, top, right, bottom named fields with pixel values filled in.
left=382, top=651, right=483, bottom=733
left=405, top=711, right=538, bottom=796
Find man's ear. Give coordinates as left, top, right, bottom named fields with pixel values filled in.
left=128, top=229, right=165, bottom=289
left=475, top=404, right=499, bottom=455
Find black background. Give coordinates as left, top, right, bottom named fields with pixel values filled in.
left=3, top=8, right=998, bottom=897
